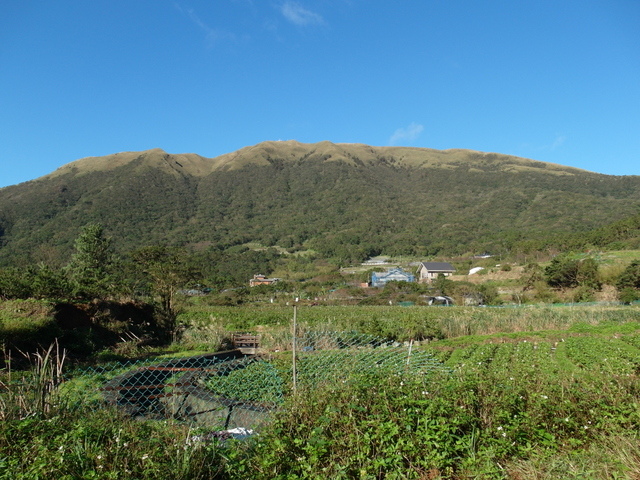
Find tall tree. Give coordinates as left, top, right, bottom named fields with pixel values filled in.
left=66, top=223, right=114, bottom=299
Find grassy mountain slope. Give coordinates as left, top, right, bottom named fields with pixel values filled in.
left=0, top=141, right=639, bottom=265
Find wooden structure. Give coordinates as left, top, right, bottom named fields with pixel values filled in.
left=232, top=333, right=261, bottom=355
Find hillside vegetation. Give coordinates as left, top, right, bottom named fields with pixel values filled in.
left=1, top=141, right=639, bottom=266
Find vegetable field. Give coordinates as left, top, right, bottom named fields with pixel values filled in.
left=2, top=306, right=640, bottom=479
left=243, top=323, right=640, bottom=479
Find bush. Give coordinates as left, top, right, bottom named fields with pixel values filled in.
left=616, top=260, right=640, bottom=291
left=572, top=285, right=596, bottom=303
left=545, top=255, right=601, bottom=290
left=619, top=287, right=639, bottom=304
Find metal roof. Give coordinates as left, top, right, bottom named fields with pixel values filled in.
left=418, top=262, right=456, bottom=272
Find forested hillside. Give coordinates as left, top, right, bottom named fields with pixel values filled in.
left=0, top=141, right=639, bottom=266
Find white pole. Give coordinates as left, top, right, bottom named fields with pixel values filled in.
left=406, top=339, right=414, bottom=365
left=292, top=304, right=297, bottom=394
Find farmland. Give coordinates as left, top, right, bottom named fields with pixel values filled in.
left=175, top=303, right=640, bottom=348
left=251, top=333, right=640, bottom=478
left=1, top=302, right=640, bottom=478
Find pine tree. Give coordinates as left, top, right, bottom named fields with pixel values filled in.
left=66, top=223, right=114, bottom=299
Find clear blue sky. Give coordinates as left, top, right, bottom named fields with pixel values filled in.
left=1, top=1, right=639, bottom=188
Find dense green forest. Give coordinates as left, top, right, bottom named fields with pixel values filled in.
left=1, top=142, right=639, bottom=267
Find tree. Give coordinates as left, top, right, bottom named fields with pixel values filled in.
left=131, top=246, right=200, bottom=341
left=477, top=283, right=500, bottom=305
left=0, top=267, right=32, bottom=299
left=545, top=255, right=579, bottom=288
left=521, top=263, right=544, bottom=291
left=66, top=223, right=115, bottom=299
left=616, top=260, right=640, bottom=291
left=433, top=273, right=453, bottom=295
left=31, top=264, right=71, bottom=299
left=576, top=257, right=601, bottom=290
left=545, top=255, right=600, bottom=290
left=619, top=287, right=639, bottom=304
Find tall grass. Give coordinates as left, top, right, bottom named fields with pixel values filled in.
left=0, top=341, right=66, bottom=420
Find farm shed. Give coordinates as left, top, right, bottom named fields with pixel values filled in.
left=416, top=262, right=456, bottom=283
left=371, top=268, right=415, bottom=287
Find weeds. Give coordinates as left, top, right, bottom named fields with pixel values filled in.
left=0, top=341, right=66, bottom=420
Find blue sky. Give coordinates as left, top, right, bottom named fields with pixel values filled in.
left=1, top=1, right=639, bottom=188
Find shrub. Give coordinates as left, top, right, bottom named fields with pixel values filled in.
left=545, top=255, right=600, bottom=290
left=619, top=287, right=639, bottom=304
left=572, top=285, right=596, bottom=303
left=616, top=260, right=640, bottom=291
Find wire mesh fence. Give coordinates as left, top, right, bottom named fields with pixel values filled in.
left=54, top=331, right=449, bottom=433
left=292, top=331, right=449, bottom=388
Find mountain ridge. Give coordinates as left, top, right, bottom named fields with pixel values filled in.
left=31, top=140, right=594, bottom=185
left=0, top=140, right=638, bottom=266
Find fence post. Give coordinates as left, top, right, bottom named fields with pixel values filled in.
left=406, top=338, right=414, bottom=368
left=292, top=304, right=297, bottom=394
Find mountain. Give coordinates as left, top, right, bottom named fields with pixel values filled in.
left=0, top=141, right=639, bottom=266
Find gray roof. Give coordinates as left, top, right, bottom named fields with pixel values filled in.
left=418, top=262, right=456, bottom=272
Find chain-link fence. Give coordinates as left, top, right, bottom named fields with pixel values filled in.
left=292, top=331, right=449, bottom=389
left=59, top=331, right=449, bottom=433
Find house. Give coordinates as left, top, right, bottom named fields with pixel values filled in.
left=416, top=262, right=456, bottom=283
left=249, top=274, right=280, bottom=287
left=371, top=267, right=415, bottom=287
